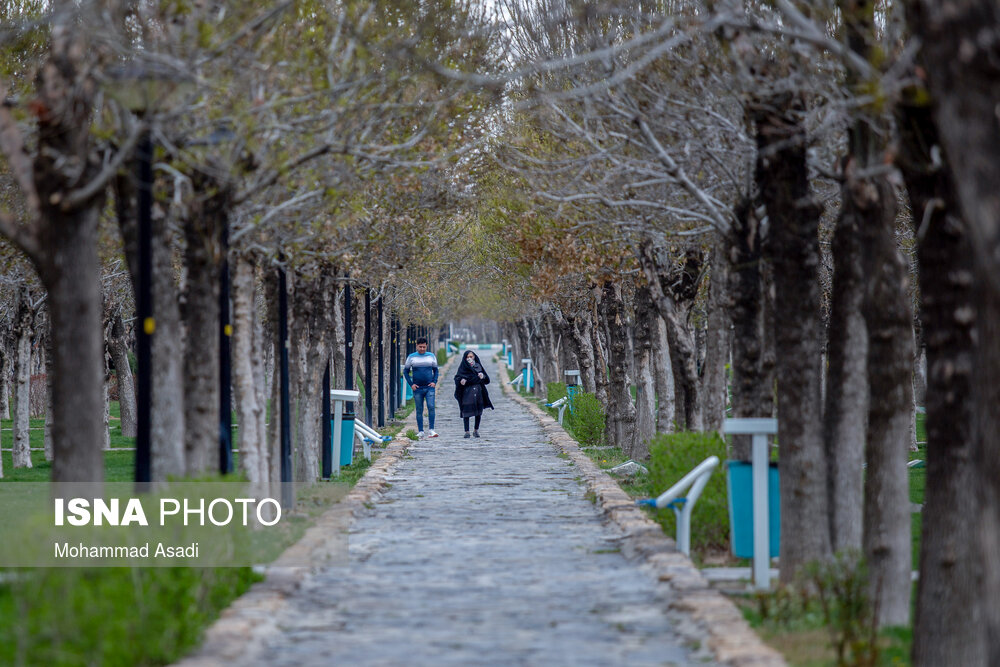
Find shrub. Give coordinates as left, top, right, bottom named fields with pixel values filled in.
left=546, top=382, right=567, bottom=404
left=646, top=431, right=729, bottom=552
left=565, top=392, right=605, bottom=447
left=436, top=348, right=448, bottom=366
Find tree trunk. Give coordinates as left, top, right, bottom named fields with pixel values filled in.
left=823, top=182, right=869, bottom=553
left=728, top=199, right=773, bottom=460
left=702, top=239, right=729, bottom=433
left=566, top=308, right=597, bottom=393
left=653, top=316, right=675, bottom=433
left=291, top=275, right=333, bottom=483
left=896, top=89, right=985, bottom=665
left=181, top=197, right=226, bottom=477
left=12, top=294, right=32, bottom=469
left=588, top=297, right=610, bottom=407
left=0, top=344, right=11, bottom=421
left=38, top=206, right=106, bottom=483
left=108, top=314, right=137, bottom=438
left=858, top=175, right=913, bottom=627
left=42, top=337, right=52, bottom=461
left=602, top=281, right=637, bottom=457
left=639, top=243, right=702, bottom=432
left=633, top=285, right=658, bottom=450
left=101, top=357, right=111, bottom=451
left=232, top=255, right=269, bottom=487
left=753, top=91, right=831, bottom=581
left=905, top=4, right=1000, bottom=657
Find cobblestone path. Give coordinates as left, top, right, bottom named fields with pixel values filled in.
left=254, top=356, right=714, bottom=666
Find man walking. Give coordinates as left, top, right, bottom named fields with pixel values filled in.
left=404, top=337, right=439, bottom=438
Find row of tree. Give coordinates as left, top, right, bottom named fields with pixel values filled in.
left=468, top=1, right=997, bottom=664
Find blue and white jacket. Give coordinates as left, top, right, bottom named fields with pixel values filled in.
left=404, top=351, right=439, bottom=387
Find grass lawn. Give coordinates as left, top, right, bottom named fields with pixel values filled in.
left=0, top=402, right=400, bottom=667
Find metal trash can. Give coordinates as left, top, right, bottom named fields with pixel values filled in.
left=726, top=461, right=780, bottom=558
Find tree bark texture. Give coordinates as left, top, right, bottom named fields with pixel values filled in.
left=857, top=175, right=913, bottom=628
left=12, top=293, right=32, bottom=469
left=566, top=307, right=597, bottom=393
left=727, top=199, right=773, bottom=460
left=291, top=274, right=334, bottom=483
left=823, top=187, right=869, bottom=553
left=601, top=281, right=637, bottom=457
left=182, top=191, right=227, bottom=476
left=639, top=242, right=702, bottom=431
left=0, top=342, right=11, bottom=421
left=754, top=92, right=831, bottom=581
left=905, top=4, right=1000, bottom=657
left=588, top=293, right=610, bottom=407
left=896, top=91, right=985, bottom=665
left=17, top=22, right=107, bottom=483
left=702, top=239, right=729, bottom=433
left=653, top=316, right=675, bottom=433
left=633, top=285, right=658, bottom=452
left=108, top=314, right=137, bottom=438
left=232, top=255, right=269, bottom=488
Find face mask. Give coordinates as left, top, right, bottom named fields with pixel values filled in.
left=468, top=358, right=475, bottom=365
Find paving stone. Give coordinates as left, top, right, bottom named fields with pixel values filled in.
left=249, top=356, right=717, bottom=666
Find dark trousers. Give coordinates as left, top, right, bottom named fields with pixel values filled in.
left=463, top=415, right=482, bottom=431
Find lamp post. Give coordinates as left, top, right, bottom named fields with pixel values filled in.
left=135, top=131, right=153, bottom=485
left=364, top=288, right=372, bottom=424
left=104, top=64, right=193, bottom=487
left=278, top=262, right=292, bottom=508
left=377, top=296, right=384, bottom=428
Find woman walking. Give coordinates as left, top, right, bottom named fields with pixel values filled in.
left=454, top=350, right=494, bottom=438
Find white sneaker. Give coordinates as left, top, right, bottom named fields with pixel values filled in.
left=428, top=430, right=439, bottom=438
left=418, top=431, right=425, bottom=439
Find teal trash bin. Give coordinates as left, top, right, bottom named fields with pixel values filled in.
left=401, top=364, right=412, bottom=400
left=339, top=413, right=356, bottom=466
left=507, top=350, right=512, bottom=367
left=726, top=460, right=780, bottom=558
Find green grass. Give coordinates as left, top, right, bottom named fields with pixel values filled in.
left=0, top=566, right=262, bottom=667
left=0, top=404, right=388, bottom=666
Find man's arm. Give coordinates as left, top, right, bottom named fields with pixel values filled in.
left=403, top=354, right=414, bottom=386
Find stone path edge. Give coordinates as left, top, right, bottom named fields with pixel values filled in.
left=496, top=358, right=786, bottom=667
left=173, top=356, right=457, bottom=667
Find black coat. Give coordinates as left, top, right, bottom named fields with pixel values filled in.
left=454, top=352, right=494, bottom=418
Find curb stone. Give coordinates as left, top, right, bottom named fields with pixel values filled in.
left=173, top=356, right=457, bottom=667
left=497, top=358, right=785, bottom=667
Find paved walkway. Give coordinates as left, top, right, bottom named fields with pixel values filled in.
left=251, top=356, right=715, bottom=666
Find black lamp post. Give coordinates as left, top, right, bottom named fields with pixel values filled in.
left=278, top=262, right=292, bottom=507
left=344, top=278, right=353, bottom=415
left=364, top=288, right=372, bottom=424
left=377, top=296, right=384, bottom=428
left=135, top=131, right=153, bottom=485
left=322, top=362, right=331, bottom=480
left=218, top=216, right=232, bottom=475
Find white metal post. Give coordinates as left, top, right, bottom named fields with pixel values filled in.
left=752, top=432, right=770, bottom=590
left=723, top=418, right=778, bottom=590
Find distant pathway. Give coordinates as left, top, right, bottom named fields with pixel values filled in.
left=251, top=355, right=714, bottom=666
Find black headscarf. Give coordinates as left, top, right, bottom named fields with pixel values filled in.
left=453, top=350, right=494, bottom=412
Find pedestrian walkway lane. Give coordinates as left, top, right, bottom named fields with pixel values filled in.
left=253, top=356, right=715, bottom=666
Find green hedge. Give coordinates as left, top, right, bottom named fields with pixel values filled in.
left=436, top=348, right=448, bottom=366
left=647, top=431, right=729, bottom=553
left=565, top=392, right=605, bottom=447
